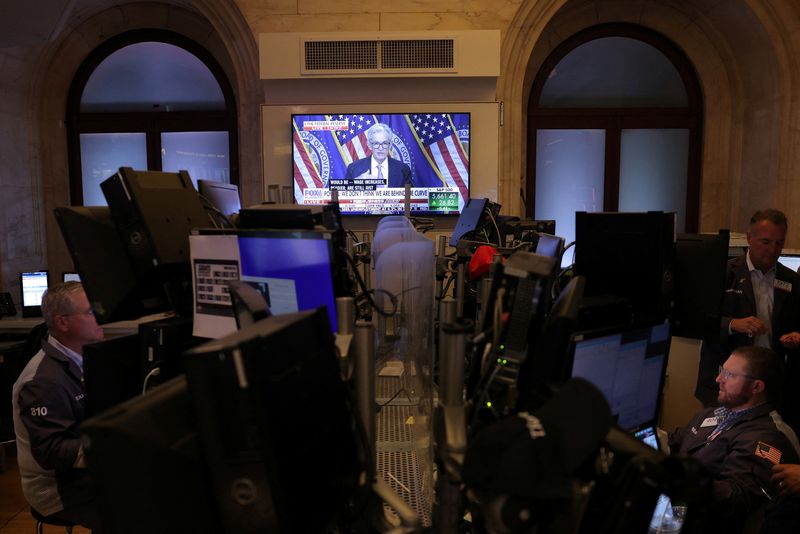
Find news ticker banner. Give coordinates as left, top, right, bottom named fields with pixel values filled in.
left=301, top=186, right=462, bottom=214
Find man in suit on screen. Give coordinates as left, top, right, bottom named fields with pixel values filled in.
left=344, top=123, right=413, bottom=188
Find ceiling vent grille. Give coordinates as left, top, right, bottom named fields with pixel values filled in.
left=382, top=39, right=454, bottom=70
left=304, top=40, right=379, bottom=71
left=259, top=31, right=500, bottom=78
left=301, top=37, right=456, bottom=74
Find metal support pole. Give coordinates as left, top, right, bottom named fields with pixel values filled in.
left=336, top=297, right=355, bottom=336
left=439, top=316, right=468, bottom=408
left=361, top=232, right=372, bottom=291
left=455, top=262, right=466, bottom=319
left=353, top=321, right=376, bottom=451
left=434, top=317, right=470, bottom=534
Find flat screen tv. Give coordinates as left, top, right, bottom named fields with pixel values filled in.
left=291, top=112, right=470, bottom=216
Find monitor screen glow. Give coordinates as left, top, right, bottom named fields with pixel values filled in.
left=21, top=271, right=49, bottom=307
left=238, top=233, right=337, bottom=331
left=570, top=322, right=671, bottom=431
left=292, top=113, right=470, bottom=216
left=779, top=254, right=800, bottom=273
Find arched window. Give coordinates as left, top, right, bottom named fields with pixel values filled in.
left=528, top=23, right=702, bottom=250
left=66, top=29, right=238, bottom=206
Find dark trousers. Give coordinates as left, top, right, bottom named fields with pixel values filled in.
left=44, top=470, right=102, bottom=531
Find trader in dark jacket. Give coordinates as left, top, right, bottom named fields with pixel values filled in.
left=696, top=209, right=800, bottom=433
left=673, top=346, right=800, bottom=533
left=12, top=282, right=104, bottom=530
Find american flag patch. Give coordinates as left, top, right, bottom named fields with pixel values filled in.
left=755, top=441, right=783, bottom=465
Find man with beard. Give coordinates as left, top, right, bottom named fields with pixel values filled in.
left=695, top=209, right=800, bottom=435
left=671, top=345, right=800, bottom=532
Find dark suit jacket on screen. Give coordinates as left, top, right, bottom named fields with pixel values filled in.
left=343, top=157, right=413, bottom=188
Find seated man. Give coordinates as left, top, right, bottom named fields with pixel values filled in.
left=12, top=282, right=104, bottom=530
left=670, top=345, right=800, bottom=532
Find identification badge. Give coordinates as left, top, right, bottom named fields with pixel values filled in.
left=775, top=279, right=792, bottom=293
left=701, top=416, right=720, bottom=427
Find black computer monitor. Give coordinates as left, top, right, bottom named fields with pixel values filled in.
left=182, top=307, right=366, bottom=532
left=54, top=206, right=171, bottom=324
left=83, top=334, right=143, bottom=417
left=101, top=167, right=212, bottom=277
left=672, top=231, right=730, bottom=339
left=100, top=167, right=214, bottom=315
left=81, top=376, right=221, bottom=533
left=198, top=179, right=241, bottom=220
left=19, top=270, right=48, bottom=318
left=568, top=322, right=671, bottom=432
left=574, top=211, right=675, bottom=326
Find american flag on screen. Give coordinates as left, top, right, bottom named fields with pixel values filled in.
left=332, top=114, right=379, bottom=165
left=407, top=114, right=469, bottom=200
left=292, top=122, right=324, bottom=191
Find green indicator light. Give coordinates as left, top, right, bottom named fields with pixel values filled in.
left=486, top=401, right=492, bottom=408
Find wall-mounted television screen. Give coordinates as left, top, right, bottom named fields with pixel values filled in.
left=291, top=113, right=470, bottom=216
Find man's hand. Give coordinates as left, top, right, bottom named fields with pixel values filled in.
left=780, top=331, right=800, bottom=349
left=772, top=464, right=800, bottom=496
left=730, top=316, right=768, bottom=337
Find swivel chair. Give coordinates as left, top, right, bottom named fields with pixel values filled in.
left=30, top=507, right=75, bottom=534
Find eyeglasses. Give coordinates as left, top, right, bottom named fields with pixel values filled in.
left=371, top=142, right=391, bottom=149
left=718, top=365, right=759, bottom=381
left=59, top=307, right=95, bottom=318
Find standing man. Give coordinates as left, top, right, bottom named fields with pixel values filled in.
left=672, top=346, right=800, bottom=532
left=12, top=282, right=104, bottom=530
left=344, top=123, right=413, bottom=188
left=696, top=209, right=800, bottom=432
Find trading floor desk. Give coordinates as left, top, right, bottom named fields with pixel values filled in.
left=0, top=312, right=174, bottom=338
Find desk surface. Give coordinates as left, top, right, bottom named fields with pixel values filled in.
left=0, top=312, right=174, bottom=336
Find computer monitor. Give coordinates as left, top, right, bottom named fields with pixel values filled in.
left=54, top=206, right=172, bottom=324
left=672, top=231, right=730, bottom=339
left=101, top=167, right=211, bottom=272
left=575, top=211, right=675, bottom=326
left=198, top=179, right=241, bottom=219
left=779, top=254, right=800, bottom=273
left=81, top=376, right=221, bottom=533
left=83, top=334, right=144, bottom=417
left=182, top=308, right=367, bottom=532
left=62, top=272, right=81, bottom=283
left=19, top=270, right=48, bottom=318
left=192, top=229, right=340, bottom=337
left=568, top=322, right=671, bottom=431
left=535, top=233, right=565, bottom=259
